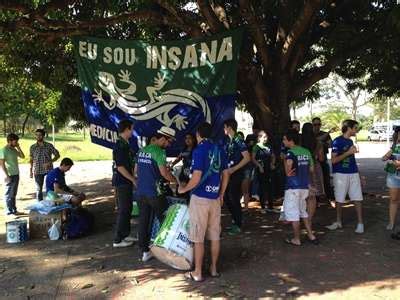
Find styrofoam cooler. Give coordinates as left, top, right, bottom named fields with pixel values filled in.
left=6, top=220, right=28, bottom=243
left=151, top=203, right=193, bottom=270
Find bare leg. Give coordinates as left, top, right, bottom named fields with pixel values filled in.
left=354, top=201, right=363, bottom=224
left=302, top=217, right=316, bottom=240
left=192, top=242, right=204, bottom=279
left=291, top=221, right=301, bottom=245
left=336, top=202, right=343, bottom=224
left=241, top=179, right=250, bottom=209
left=389, top=188, right=400, bottom=228
left=209, top=240, right=220, bottom=276
left=307, top=196, right=317, bottom=224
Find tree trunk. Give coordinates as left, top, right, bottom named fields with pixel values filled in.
left=3, top=118, right=6, bottom=137
left=21, top=114, right=30, bottom=137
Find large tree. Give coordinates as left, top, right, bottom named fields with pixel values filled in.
left=0, top=0, right=396, bottom=133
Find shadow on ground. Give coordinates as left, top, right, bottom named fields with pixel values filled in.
left=0, top=159, right=400, bottom=298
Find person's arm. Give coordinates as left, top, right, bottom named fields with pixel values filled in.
left=284, top=158, right=295, bottom=176
left=114, top=145, right=136, bottom=185
left=229, top=150, right=250, bottom=174
left=251, top=151, right=263, bottom=172
left=51, top=145, right=60, bottom=162
left=331, top=146, right=357, bottom=165
left=159, top=165, right=177, bottom=183
left=15, top=143, right=25, bottom=159
left=0, top=159, right=10, bottom=182
left=382, top=149, right=393, bottom=161
left=117, top=166, right=136, bottom=185
left=53, top=182, right=68, bottom=194
left=218, top=170, right=230, bottom=206
left=170, top=155, right=183, bottom=167
left=270, top=153, right=276, bottom=170
left=316, top=143, right=325, bottom=163
left=178, top=170, right=201, bottom=194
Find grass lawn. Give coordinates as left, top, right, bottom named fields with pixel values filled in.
left=330, top=129, right=369, bottom=141
left=1, top=132, right=111, bottom=163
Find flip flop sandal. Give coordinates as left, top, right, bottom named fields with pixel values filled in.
left=209, top=270, right=221, bottom=278
left=184, top=272, right=205, bottom=282
left=307, top=237, right=320, bottom=245
left=284, top=238, right=301, bottom=246
left=391, top=232, right=400, bottom=240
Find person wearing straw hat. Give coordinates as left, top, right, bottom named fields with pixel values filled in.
left=136, top=126, right=178, bottom=262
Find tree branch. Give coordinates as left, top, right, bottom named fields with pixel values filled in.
left=0, top=9, right=185, bottom=39
left=281, top=0, right=321, bottom=69
left=197, top=0, right=223, bottom=33
left=154, top=0, right=203, bottom=37
left=239, top=0, right=270, bottom=69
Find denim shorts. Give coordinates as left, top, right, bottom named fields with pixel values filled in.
left=387, top=174, right=400, bottom=189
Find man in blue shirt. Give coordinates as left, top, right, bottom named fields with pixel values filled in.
left=326, top=119, right=364, bottom=234
left=136, top=126, right=178, bottom=262
left=282, top=130, right=318, bottom=246
left=178, top=122, right=229, bottom=282
left=222, top=119, right=250, bottom=235
left=46, top=157, right=86, bottom=206
left=112, top=120, right=137, bottom=248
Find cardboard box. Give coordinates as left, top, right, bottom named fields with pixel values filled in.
left=29, top=210, right=67, bottom=239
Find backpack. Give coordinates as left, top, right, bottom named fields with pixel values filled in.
left=64, top=208, right=94, bottom=239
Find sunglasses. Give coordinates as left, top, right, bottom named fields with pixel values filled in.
left=313, top=123, right=321, bottom=126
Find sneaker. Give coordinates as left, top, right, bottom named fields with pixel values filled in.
left=355, top=223, right=364, bottom=234
left=124, top=235, right=138, bottom=242
left=142, top=251, right=154, bottom=262
left=113, top=240, right=134, bottom=248
left=386, top=224, right=394, bottom=231
left=326, top=222, right=342, bottom=231
left=227, top=225, right=241, bottom=236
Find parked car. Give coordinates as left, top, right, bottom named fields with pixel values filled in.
left=367, top=130, right=392, bottom=141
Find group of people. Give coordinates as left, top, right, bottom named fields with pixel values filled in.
left=0, top=129, right=86, bottom=216
left=2, top=117, right=399, bottom=282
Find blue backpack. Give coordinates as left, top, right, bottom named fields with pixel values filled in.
left=64, top=208, right=94, bottom=239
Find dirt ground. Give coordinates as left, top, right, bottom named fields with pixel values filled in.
left=1, top=155, right=400, bottom=299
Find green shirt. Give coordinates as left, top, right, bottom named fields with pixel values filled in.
left=0, top=146, right=19, bottom=176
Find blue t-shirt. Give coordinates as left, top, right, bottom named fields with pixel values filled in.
left=191, top=140, right=228, bottom=199
left=331, top=136, right=358, bottom=174
left=225, top=134, right=248, bottom=168
left=46, top=167, right=66, bottom=192
left=285, top=146, right=314, bottom=190
left=136, top=144, right=167, bottom=197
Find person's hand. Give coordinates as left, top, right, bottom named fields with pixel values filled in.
left=347, top=146, right=358, bottom=155
left=4, top=176, right=10, bottom=183
left=43, top=162, right=51, bottom=171
left=382, top=154, right=390, bottom=161
left=270, top=163, right=276, bottom=170
left=309, top=185, right=317, bottom=194
left=287, top=168, right=296, bottom=177
left=178, top=185, right=186, bottom=195
left=394, top=160, right=400, bottom=169
left=258, top=165, right=264, bottom=174
left=217, top=194, right=224, bottom=207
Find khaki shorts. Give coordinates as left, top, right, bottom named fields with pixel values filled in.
left=189, top=194, right=221, bottom=243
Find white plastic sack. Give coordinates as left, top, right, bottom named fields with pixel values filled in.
left=48, top=219, right=61, bottom=240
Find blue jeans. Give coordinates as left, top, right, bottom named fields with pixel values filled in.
left=34, top=174, right=46, bottom=201
left=4, top=175, right=19, bottom=214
